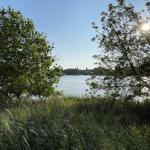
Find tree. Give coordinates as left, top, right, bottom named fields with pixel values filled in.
left=0, top=8, right=62, bottom=103
left=87, top=0, right=150, bottom=101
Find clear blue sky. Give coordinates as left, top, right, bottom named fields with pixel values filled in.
left=0, top=0, right=145, bottom=69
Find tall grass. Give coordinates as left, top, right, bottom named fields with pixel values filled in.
left=0, top=97, right=150, bottom=150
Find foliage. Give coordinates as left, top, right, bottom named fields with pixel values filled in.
left=63, top=67, right=110, bottom=75
left=0, top=97, right=150, bottom=149
left=63, top=68, right=91, bottom=75
left=88, top=0, right=150, bottom=100
left=0, top=8, right=62, bottom=102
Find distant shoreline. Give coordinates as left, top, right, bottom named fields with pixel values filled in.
left=63, top=68, right=109, bottom=76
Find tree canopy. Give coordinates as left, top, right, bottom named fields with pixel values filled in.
left=88, top=0, right=150, bottom=100
left=0, top=8, right=62, bottom=102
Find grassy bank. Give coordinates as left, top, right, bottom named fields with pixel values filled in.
left=0, top=97, right=150, bottom=150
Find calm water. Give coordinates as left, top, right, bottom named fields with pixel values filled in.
left=57, top=75, right=90, bottom=96
left=57, top=76, right=149, bottom=101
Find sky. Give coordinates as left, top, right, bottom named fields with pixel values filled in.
left=0, top=0, right=146, bottom=69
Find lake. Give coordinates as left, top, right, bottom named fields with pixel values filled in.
left=57, top=76, right=149, bottom=101
left=57, top=75, right=90, bottom=96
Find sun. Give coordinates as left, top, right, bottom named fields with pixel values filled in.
left=140, top=22, right=150, bottom=32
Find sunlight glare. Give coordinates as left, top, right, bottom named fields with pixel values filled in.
left=141, top=22, right=150, bottom=32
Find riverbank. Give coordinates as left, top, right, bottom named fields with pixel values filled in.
left=0, top=97, right=150, bottom=149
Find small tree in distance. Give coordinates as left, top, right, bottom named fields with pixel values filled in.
left=0, top=7, right=62, bottom=104
left=87, top=0, right=150, bottom=101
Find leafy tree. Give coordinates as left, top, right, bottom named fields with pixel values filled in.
left=88, top=0, right=150, bottom=101
left=0, top=8, right=62, bottom=103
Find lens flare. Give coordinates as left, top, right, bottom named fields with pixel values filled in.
left=141, top=23, right=150, bottom=31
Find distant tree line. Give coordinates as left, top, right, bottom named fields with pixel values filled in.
left=63, top=67, right=116, bottom=76
left=63, top=62, right=150, bottom=76
left=63, top=68, right=91, bottom=75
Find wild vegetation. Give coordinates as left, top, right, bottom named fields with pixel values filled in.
left=0, top=0, right=150, bottom=150
left=0, top=97, right=150, bottom=150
